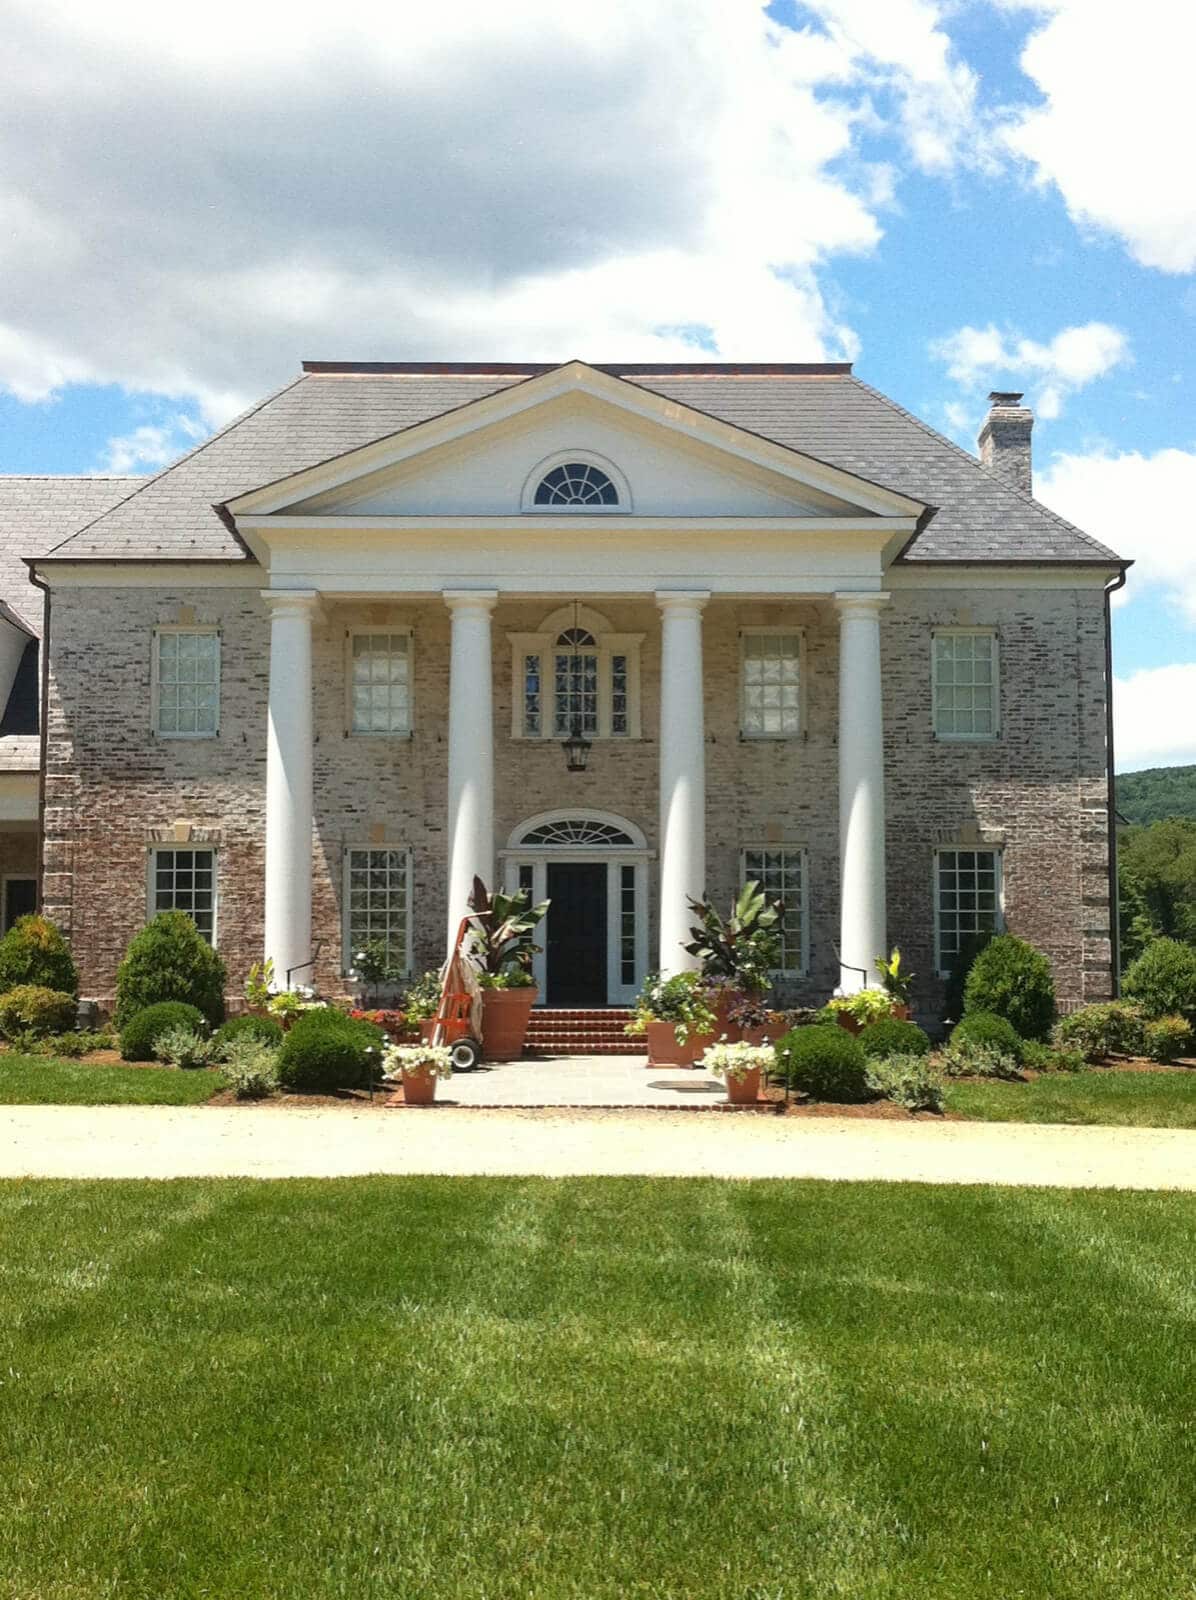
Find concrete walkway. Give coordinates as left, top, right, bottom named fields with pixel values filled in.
left=4, top=1103, right=1196, bottom=1187
left=440, top=1055, right=726, bottom=1107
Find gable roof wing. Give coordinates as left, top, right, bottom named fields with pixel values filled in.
left=0, top=475, right=143, bottom=627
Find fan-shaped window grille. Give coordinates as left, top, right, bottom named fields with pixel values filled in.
left=557, top=627, right=596, bottom=647
left=519, top=818, right=635, bottom=848
left=533, top=463, right=618, bottom=506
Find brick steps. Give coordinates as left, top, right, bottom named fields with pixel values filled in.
left=524, top=1007, right=643, bottom=1057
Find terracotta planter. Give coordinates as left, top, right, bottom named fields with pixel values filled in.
left=724, top=1068, right=761, bottom=1105
left=835, top=1012, right=862, bottom=1036
left=418, top=1019, right=436, bottom=1044
left=400, top=1066, right=439, bottom=1106
left=481, top=987, right=537, bottom=1061
left=891, top=1002, right=911, bottom=1021
left=645, top=1020, right=717, bottom=1067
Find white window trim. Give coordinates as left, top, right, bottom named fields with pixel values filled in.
left=932, top=847, right=1005, bottom=978
left=738, top=626, right=806, bottom=740
left=740, top=845, right=810, bottom=976
left=146, top=846, right=219, bottom=947
left=344, top=627, right=414, bottom=738
left=341, top=845, right=414, bottom=980
left=520, top=450, right=632, bottom=512
left=509, top=627, right=644, bottom=741
left=931, top=627, right=1001, bottom=743
left=151, top=625, right=221, bottom=740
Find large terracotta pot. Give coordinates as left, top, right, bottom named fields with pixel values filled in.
left=646, top=1021, right=717, bottom=1067
left=481, top=987, right=538, bottom=1061
left=401, top=1066, right=438, bottom=1106
left=891, top=1002, right=912, bottom=1022
left=835, top=1012, right=862, bottom=1035
left=724, top=1068, right=762, bottom=1106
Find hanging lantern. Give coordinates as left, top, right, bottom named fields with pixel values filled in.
left=562, top=717, right=592, bottom=773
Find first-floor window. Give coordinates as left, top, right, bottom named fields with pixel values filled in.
left=743, top=847, right=807, bottom=973
left=935, top=849, right=1002, bottom=974
left=344, top=848, right=411, bottom=975
left=150, top=848, right=216, bottom=942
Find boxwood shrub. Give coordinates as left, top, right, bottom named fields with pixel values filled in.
left=1122, top=938, right=1196, bottom=1023
left=120, top=1001, right=208, bottom=1062
left=276, top=1008, right=385, bottom=1092
left=0, top=915, right=78, bottom=998
left=951, top=1009, right=1025, bottom=1063
left=963, top=934, right=1055, bottom=1040
left=114, top=912, right=226, bottom=1030
left=776, top=1022, right=870, bottom=1103
left=1055, top=1001, right=1145, bottom=1062
left=0, top=984, right=79, bottom=1039
left=857, top=1017, right=931, bottom=1060
left=212, top=1013, right=284, bottom=1056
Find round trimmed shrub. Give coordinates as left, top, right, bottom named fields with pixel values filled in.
left=963, top=934, right=1055, bottom=1040
left=276, top=1008, right=385, bottom=1092
left=0, top=915, right=78, bottom=998
left=1123, top=938, right=1196, bottom=1023
left=1143, top=1014, right=1194, bottom=1064
left=858, top=1017, right=931, bottom=1060
left=0, top=985, right=78, bottom=1039
left=776, top=1022, right=870, bottom=1103
left=951, top=1009, right=1025, bottom=1064
left=114, top=912, right=226, bottom=1030
left=1055, top=1001, right=1145, bottom=1061
left=212, top=1013, right=284, bottom=1056
left=120, top=1001, right=207, bottom=1062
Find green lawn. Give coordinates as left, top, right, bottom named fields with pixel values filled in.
left=0, top=1055, right=223, bottom=1105
left=946, top=1067, right=1196, bottom=1127
left=2, top=1179, right=1194, bottom=1598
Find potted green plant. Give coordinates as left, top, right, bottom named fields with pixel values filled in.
left=383, top=1041, right=453, bottom=1106
left=627, top=971, right=719, bottom=1066
left=702, top=1039, right=773, bottom=1105
left=467, top=878, right=549, bottom=1061
left=402, top=970, right=444, bottom=1042
left=683, top=880, right=782, bottom=1026
left=875, top=947, right=914, bottom=1021
left=824, top=987, right=896, bottom=1035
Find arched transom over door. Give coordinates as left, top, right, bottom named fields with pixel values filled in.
left=502, top=811, right=650, bottom=1007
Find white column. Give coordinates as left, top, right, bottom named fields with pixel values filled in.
left=263, top=589, right=318, bottom=987
left=835, top=592, right=890, bottom=992
left=444, top=589, right=497, bottom=949
left=656, top=589, right=710, bottom=975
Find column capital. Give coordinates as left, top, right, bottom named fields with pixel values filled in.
left=655, top=589, right=711, bottom=615
left=443, top=588, right=499, bottom=613
left=833, top=591, right=891, bottom=617
left=261, top=588, right=320, bottom=615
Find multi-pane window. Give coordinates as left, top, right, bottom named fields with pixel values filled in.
left=533, top=462, right=619, bottom=506
left=933, top=630, right=999, bottom=739
left=349, top=632, right=411, bottom=735
left=935, top=849, right=1002, bottom=973
left=741, top=631, right=801, bottom=737
left=344, top=849, right=410, bottom=975
left=743, top=848, right=806, bottom=972
left=553, top=628, right=599, bottom=737
left=155, top=628, right=219, bottom=736
left=620, top=864, right=636, bottom=987
left=511, top=617, right=641, bottom=740
left=150, top=848, right=216, bottom=942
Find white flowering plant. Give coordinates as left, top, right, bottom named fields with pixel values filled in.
left=383, top=1042, right=454, bottom=1081
left=701, top=1040, right=774, bottom=1083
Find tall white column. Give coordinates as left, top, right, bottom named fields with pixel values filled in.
left=263, top=589, right=318, bottom=987
left=444, top=589, right=497, bottom=949
left=835, top=592, right=890, bottom=992
left=656, top=589, right=710, bottom=975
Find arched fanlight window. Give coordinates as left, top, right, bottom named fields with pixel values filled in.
left=533, top=462, right=619, bottom=506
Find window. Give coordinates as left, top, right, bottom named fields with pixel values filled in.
left=741, top=630, right=802, bottom=737
left=510, top=609, right=642, bottom=740
left=933, top=629, right=999, bottom=739
left=344, top=848, right=411, bottom=975
left=154, top=628, right=219, bottom=737
left=349, top=631, right=411, bottom=735
left=150, top=848, right=216, bottom=942
left=934, top=849, right=1003, bottom=974
left=743, top=847, right=807, bottom=973
left=533, top=462, right=618, bottom=506
left=553, top=628, right=598, bottom=736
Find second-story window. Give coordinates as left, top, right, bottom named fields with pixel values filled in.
left=154, top=627, right=220, bottom=737
left=740, top=629, right=802, bottom=737
left=933, top=629, right=999, bottom=739
left=510, top=608, right=642, bottom=741
left=349, top=631, right=411, bottom=735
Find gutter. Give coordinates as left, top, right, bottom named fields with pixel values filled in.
left=1104, top=567, right=1129, bottom=994
left=26, top=565, right=49, bottom=915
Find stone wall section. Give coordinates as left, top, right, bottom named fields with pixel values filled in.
left=42, top=582, right=1111, bottom=1014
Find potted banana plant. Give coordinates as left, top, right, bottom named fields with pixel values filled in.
left=682, top=880, right=783, bottom=1031
left=467, top=877, right=550, bottom=1061
left=876, top=947, right=914, bottom=1021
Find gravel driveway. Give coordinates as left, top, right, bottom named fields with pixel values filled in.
left=3, top=1104, right=1196, bottom=1188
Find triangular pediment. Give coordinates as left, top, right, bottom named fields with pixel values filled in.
left=225, top=361, right=924, bottom=524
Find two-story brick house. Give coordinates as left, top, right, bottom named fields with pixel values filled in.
left=8, top=360, right=1126, bottom=1018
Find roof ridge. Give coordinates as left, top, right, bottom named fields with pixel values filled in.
left=0, top=473, right=142, bottom=482
left=845, top=375, right=1117, bottom=560
left=301, top=360, right=853, bottom=376
left=43, top=375, right=308, bottom=558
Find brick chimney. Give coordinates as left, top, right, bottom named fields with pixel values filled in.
left=977, top=391, right=1033, bottom=496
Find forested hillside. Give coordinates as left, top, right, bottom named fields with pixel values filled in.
left=1117, top=765, right=1196, bottom=825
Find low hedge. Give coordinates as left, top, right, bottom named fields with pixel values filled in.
left=857, top=1017, right=931, bottom=1060
left=951, top=1010, right=1024, bottom=1064
left=776, top=1022, right=870, bottom=1103
left=121, top=1002, right=208, bottom=1062
left=0, top=985, right=78, bottom=1040
left=212, top=1014, right=284, bottom=1056
left=276, top=1008, right=385, bottom=1092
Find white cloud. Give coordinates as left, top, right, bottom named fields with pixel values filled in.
left=1036, top=445, right=1196, bottom=617
left=1000, top=0, right=1196, bottom=273
left=0, top=0, right=987, bottom=421
left=929, top=321, right=1129, bottom=418
left=1115, top=664, right=1196, bottom=771
left=101, top=417, right=207, bottom=474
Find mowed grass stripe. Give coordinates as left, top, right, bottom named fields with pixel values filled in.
left=1, top=1178, right=1195, bottom=1598
left=0, top=1056, right=223, bottom=1104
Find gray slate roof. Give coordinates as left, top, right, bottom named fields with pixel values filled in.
left=0, top=475, right=143, bottom=627
left=31, top=367, right=1121, bottom=565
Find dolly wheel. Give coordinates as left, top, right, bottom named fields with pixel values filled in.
left=450, top=1037, right=482, bottom=1072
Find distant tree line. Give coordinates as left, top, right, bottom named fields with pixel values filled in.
left=1119, top=819, right=1196, bottom=970
left=1117, top=764, right=1196, bottom=826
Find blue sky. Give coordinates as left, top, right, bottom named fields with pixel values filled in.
left=2, top=0, right=1194, bottom=768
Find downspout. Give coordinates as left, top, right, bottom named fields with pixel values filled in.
left=26, top=563, right=50, bottom=914
left=1104, top=568, right=1128, bottom=996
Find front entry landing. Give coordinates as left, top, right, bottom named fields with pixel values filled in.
left=546, top=861, right=607, bottom=1005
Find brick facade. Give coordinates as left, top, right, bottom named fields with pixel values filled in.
left=41, top=580, right=1112, bottom=1018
